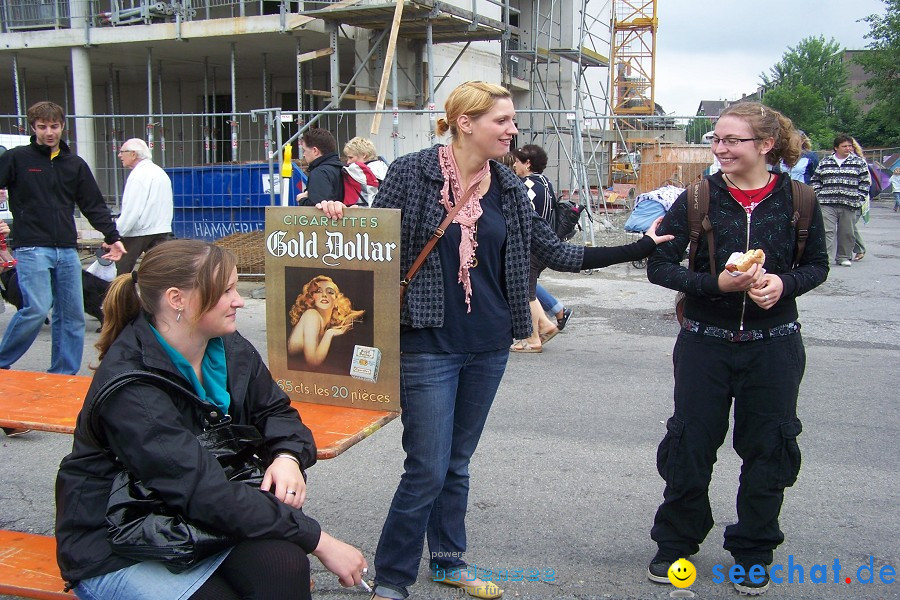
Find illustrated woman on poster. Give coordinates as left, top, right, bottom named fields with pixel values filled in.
left=287, top=275, right=365, bottom=367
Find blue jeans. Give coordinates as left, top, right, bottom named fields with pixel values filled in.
left=373, top=349, right=509, bottom=599
left=75, top=549, right=230, bottom=599
left=536, top=284, right=563, bottom=315
left=0, top=246, right=85, bottom=374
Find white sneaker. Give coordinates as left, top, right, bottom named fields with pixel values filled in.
left=840, top=260, right=852, bottom=266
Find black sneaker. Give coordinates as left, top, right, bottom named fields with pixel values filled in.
left=733, top=561, right=770, bottom=595
left=647, top=552, right=677, bottom=584
left=557, top=308, right=573, bottom=331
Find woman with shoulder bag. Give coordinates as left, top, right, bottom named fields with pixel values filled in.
left=645, top=102, right=829, bottom=595
left=316, top=80, right=672, bottom=600
left=55, top=239, right=367, bottom=599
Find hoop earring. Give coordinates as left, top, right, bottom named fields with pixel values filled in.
left=176, top=309, right=183, bottom=323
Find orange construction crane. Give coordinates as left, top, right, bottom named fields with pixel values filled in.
left=610, top=0, right=658, bottom=116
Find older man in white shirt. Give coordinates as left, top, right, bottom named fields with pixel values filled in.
left=115, top=138, right=174, bottom=275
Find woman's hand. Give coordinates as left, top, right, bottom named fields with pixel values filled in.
left=312, top=532, right=368, bottom=588
left=261, top=455, right=307, bottom=508
left=747, top=273, right=783, bottom=310
left=316, top=200, right=345, bottom=219
left=645, top=216, right=675, bottom=245
left=326, top=323, right=352, bottom=337
left=0, top=220, right=9, bottom=236
left=717, top=262, right=763, bottom=293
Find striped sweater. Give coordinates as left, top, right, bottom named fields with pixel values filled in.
left=810, top=153, right=870, bottom=208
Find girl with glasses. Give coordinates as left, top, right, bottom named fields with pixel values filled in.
left=645, top=102, right=829, bottom=595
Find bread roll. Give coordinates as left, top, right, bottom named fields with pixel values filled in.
left=726, top=249, right=765, bottom=273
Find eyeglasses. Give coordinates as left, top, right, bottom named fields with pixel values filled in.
left=709, top=136, right=762, bottom=147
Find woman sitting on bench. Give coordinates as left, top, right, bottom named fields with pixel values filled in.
left=55, top=239, right=367, bottom=600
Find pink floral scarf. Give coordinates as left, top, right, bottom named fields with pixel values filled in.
left=438, top=144, right=489, bottom=312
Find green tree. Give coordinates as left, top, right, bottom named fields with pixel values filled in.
left=761, top=36, right=850, bottom=114
left=854, top=0, right=900, bottom=146
left=683, top=117, right=712, bottom=144
left=760, top=36, right=860, bottom=148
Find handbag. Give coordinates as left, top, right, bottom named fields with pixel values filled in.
left=0, top=233, right=16, bottom=273
left=399, top=182, right=481, bottom=301
left=87, top=370, right=270, bottom=573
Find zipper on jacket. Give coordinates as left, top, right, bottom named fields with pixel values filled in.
left=738, top=210, right=751, bottom=330
left=732, top=189, right=773, bottom=332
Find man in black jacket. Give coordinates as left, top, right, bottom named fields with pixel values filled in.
left=0, top=101, right=124, bottom=388
left=298, top=128, right=344, bottom=206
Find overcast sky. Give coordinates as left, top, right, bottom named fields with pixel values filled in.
left=652, top=0, right=887, bottom=116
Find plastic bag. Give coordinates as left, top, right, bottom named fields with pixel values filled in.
left=85, top=259, right=117, bottom=282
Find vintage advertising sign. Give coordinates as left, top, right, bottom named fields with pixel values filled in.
left=264, top=207, right=401, bottom=412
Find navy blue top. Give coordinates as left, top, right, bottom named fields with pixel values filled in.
left=401, top=176, right=513, bottom=353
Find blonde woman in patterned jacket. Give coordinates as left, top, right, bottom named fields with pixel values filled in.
left=318, top=81, right=671, bottom=600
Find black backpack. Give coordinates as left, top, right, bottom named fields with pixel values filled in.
left=552, top=199, right=588, bottom=241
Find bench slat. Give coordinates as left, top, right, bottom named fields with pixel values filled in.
left=0, top=530, right=70, bottom=599
left=0, top=370, right=396, bottom=459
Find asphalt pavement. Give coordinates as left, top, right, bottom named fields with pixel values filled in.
left=1, top=201, right=898, bottom=600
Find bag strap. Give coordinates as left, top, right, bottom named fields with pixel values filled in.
left=85, top=369, right=225, bottom=452
left=790, top=179, right=816, bottom=268
left=686, top=179, right=715, bottom=276
left=400, top=182, right=481, bottom=292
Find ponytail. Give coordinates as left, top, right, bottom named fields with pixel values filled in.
left=435, top=117, right=451, bottom=138
left=94, top=273, right=142, bottom=362
left=770, top=112, right=802, bottom=168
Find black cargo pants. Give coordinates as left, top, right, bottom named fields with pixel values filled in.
left=650, top=328, right=805, bottom=565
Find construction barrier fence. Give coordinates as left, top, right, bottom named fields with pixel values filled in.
left=2, top=111, right=897, bottom=276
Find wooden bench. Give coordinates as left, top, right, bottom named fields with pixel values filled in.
left=0, top=531, right=69, bottom=599
left=0, top=370, right=397, bottom=459
left=0, top=369, right=398, bottom=599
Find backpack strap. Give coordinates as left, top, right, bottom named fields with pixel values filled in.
left=536, top=174, right=556, bottom=222
left=686, top=179, right=715, bottom=276
left=790, top=180, right=816, bottom=267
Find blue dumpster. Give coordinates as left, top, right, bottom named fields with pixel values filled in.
left=165, top=163, right=306, bottom=241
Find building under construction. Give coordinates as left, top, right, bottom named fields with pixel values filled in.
left=1, top=0, right=701, bottom=262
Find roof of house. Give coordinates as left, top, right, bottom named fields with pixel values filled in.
left=696, top=100, right=726, bottom=116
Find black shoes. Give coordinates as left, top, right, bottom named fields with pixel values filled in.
left=733, top=561, right=770, bottom=595
left=647, top=552, right=676, bottom=583
left=648, top=551, right=770, bottom=595
left=556, top=307, right=573, bottom=330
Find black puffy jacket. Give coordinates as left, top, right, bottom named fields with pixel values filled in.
left=647, top=172, right=829, bottom=330
left=0, top=138, right=120, bottom=248
left=300, top=151, right=345, bottom=206
left=55, top=315, right=320, bottom=583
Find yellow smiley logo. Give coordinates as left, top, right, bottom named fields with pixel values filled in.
left=667, top=558, right=696, bottom=588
